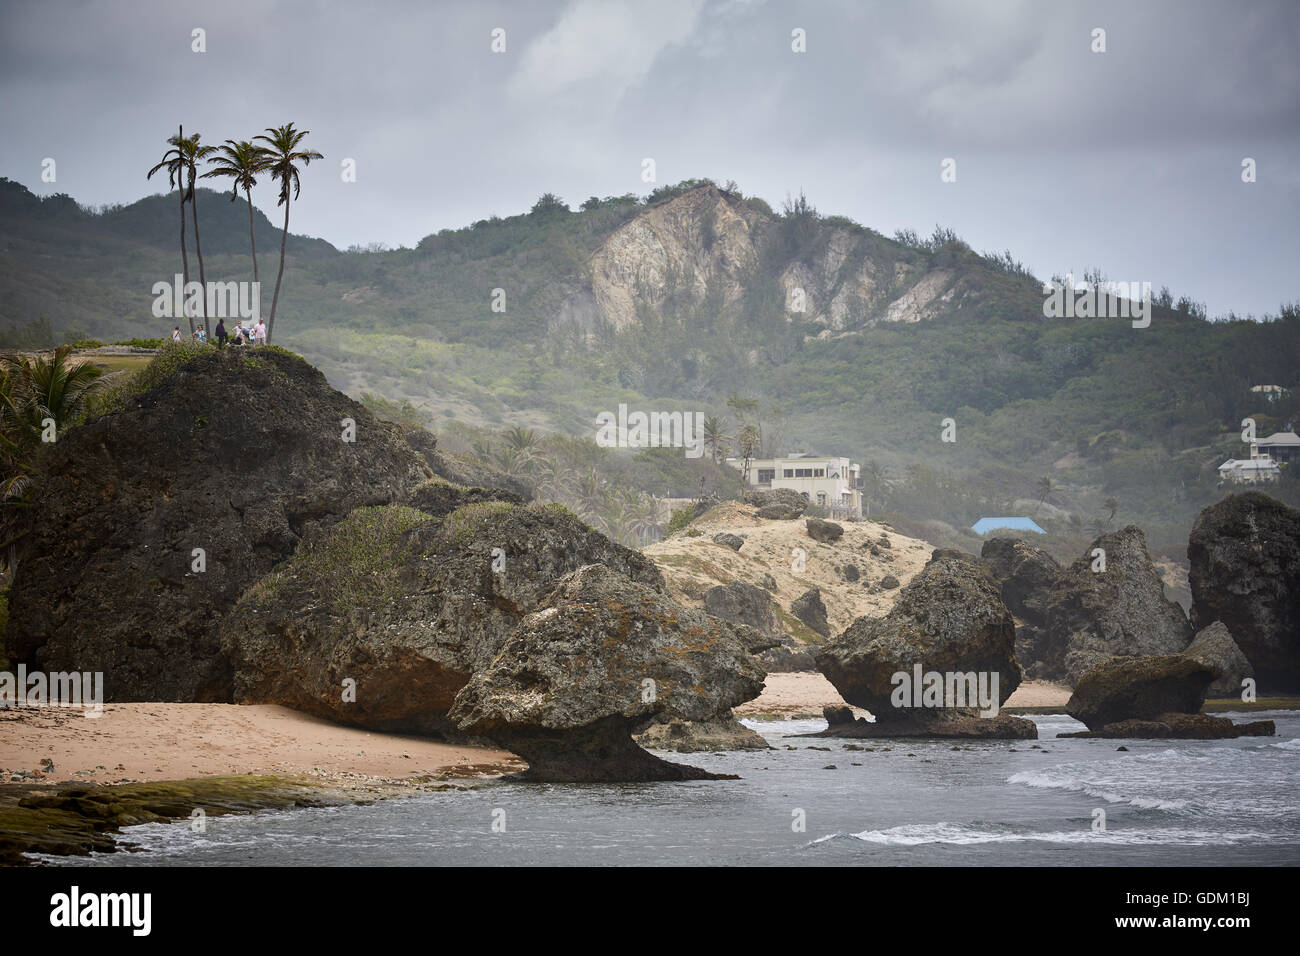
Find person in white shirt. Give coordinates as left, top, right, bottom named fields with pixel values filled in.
left=253, top=320, right=267, bottom=346
left=171, top=326, right=182, bottom=344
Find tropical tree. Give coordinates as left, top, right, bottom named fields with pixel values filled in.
left=0, top=348, right=105, bottom=571
left=147, top=126, right=194, bottom=335
left=1034, top=476, right=1054, bottom=514
left=1104, top=496, right=1119, bottom=525
left=176, top=131, right=216, bottom=325
left=255, top=123, right=323, bottom=343
left=735, top=423, right=761, bottom=492
left=861, top=460, right=889, bottom=513
left=702, top=415, right=729, bottom=464
left=203, top=139, right=270, bottom=285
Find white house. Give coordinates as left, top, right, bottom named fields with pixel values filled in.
left=1257, top=430, right=1300, bottom=464
left=1218, top=452, right=1281, bottom=485
left=725, top=453, right=862, bottom=517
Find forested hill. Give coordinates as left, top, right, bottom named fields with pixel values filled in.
left=1, top=174, right=1297, bottom=561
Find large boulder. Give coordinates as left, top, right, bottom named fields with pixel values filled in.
left=980, top=537, right=1061, bottom=627
left=805, top=517, right=844, bottom=543
left=4, top=347, right=433, bottom=702
left=1040, top=527, right=1193, bottom=684
left=1183, top=622, right=1254, bottom=699
left=635, top=715, right=772, bottom=752
left=703, top=581, right=776, bottom=636
left=812, top=550, right=1034, bottom=738
left=744, top=488, right=806, bottom=519
left=1064, top=653, right=1274, bottom=739
left=1188, top=493, right=1300, bottom=691
left=449, top=564, right=773, bottom=781
left=1066, top=655, right=1215, bottom=729
left=790, top=588, right=830, bottom=637
left=222, top=502, right=662, bottom=736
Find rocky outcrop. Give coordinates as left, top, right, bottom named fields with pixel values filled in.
left=1188, top=493, right=1300, bottom=691
left=703, top=581, right=775, bottom=636
left=712, top=532, right=745, bottom=551
left=791, top=588, right=830, bottom=637
left=758, top=634, right=818, bottom=672
left=805, top=517, right=844, bottom=543
left=812, top=550, right=1035, bottom=738
left=744, top=488, right=806, bottom=520
left=449, top=565, right=774, bottom=781
left=1038, top=527, right=1193, bottom=684
left=222, top=502, right=662, bottom=736
left=635, top=715, right=771, bottom=752
left=406, top=476, right=525, bottom=518
left=1183, top=622, right=1254, bottom=699
left=980, top=537, right=1060, bottom=627
left=4, top=347, right=433, bottom=702
left=1063, top=653, right=1274, bottom=739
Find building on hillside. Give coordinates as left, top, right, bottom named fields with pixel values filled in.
left=725, top=453, right=862, bottom=518
left=1249, top=385, right=1290, bottom=403
left=1218, top=455, right=1281, bottom=485
left=1257, top=430, right=1300, bottom=464
left=971, top=517, right=1046, bottom=535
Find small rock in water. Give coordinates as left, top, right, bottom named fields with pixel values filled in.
left=822, top=764, right=838, bottom=770
left=1117, top=746, right=1129, bottom=752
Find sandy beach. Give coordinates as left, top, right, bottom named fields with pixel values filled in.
left=735, top=672, right=1073, bottom=719
left=1, top=673, right=1073, bottom=786
left=0, top=702, right=522, bottom=785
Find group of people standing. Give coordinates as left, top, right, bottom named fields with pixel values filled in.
left=170, top=319, right=267, bottom=347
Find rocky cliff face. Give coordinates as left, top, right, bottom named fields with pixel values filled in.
left=1188, top=493, right=1300, bottom=691
left=5, top=348, right=435, bottom=702
left=575, top=185, right=974, bottom=335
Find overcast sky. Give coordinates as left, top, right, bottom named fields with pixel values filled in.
left=1, top=0, right=1297, bottom=317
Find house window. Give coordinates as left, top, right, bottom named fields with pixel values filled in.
left=757, top=469, right=775, bottom=483
left=783, top=469, right=794, bottom=478
left=817, top=492, right=826, bottom=506
left=815, top=469, right=825, bottom=477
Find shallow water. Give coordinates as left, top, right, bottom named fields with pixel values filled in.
left=41, top=712, right=1300, bottom=867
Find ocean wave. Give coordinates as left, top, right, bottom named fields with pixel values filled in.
left=812, top=821, right=1271, bottom=847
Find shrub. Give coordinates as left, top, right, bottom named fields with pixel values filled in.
left=80, top=341, right=214, bottom=420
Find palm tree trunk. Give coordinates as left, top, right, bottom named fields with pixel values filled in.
left=245, top=186, right=259, bottom=285
left=190, top=183, right=207, bottom=327
left=267, top=193, right=290, bottom=344
left=179, top=189, right=194, bottom=337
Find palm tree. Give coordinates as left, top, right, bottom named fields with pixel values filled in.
left=176, top=131, right=216, bottom=325
left=702, top=415, right=729, bottom=464
left=255, top=124, right=323, bottom=343
left=861, top=460, right=888, bottom=513
left=736, top=423, right=761, bottom=492
left=0, top=348, right=105, bottom=572
left=1104, top=497, right=1119, bottom=525
left=202, top=140, right=270, bottom=285
left=1034, top=476, right=1054, bottom=514
left=147, top=126, right=194, bottom=336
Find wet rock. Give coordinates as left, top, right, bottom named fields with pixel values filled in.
left=449, top=564, right=772, bottom=781
left=1060, top=713, right=1275, bottom=740
left=1188, top=493, right=1300, bottom=691
left=1066, top=654, right=1214, bottom=729
left=791, top=588, right=831, bottom=637
left=823, top=705, right=855, bottom=725
left=635, top=714, right=771, bottom=752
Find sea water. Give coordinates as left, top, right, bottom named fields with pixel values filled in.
left=39, top=712, right=1300, bottom=867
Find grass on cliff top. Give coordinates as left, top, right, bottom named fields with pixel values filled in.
left=438, top=500, right=520, bottom=548
left=245, top=505, right=434, bottom=614
left=80, top=342, right=307, bottom=422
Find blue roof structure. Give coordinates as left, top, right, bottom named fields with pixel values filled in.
left=971, top=517, right=1046, bottom=535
